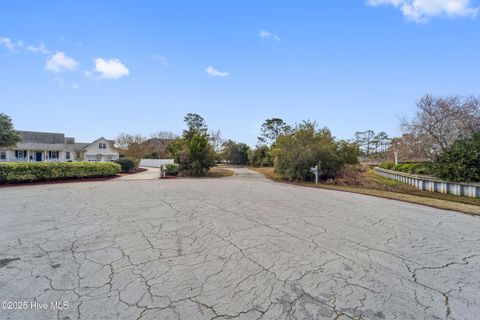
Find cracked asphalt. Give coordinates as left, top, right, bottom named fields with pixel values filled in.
left=0, top=167, right=479, bottom=320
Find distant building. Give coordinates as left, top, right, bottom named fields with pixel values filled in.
left=0, top=131, right=119, bottom=162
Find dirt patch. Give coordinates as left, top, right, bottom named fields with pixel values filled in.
left=207, top=167, right=235, bottom=178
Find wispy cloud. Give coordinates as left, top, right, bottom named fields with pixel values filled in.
left=92, top=58, right=129, bottom=79
left=259, top=30, right=280, bottom=42
left=152, top=53, right=168, bottom=66
left=0, top=37, right=23, bottom=51
left=206, top=66, right=230, bottom=77
left=366, top=0, right=478, bottom=21
left=26, top=43, right=51, bottom=54
left=45, top=52, right=78, bottom=73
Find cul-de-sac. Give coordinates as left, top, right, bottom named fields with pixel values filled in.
left=1, top=2, right=480, bottom=319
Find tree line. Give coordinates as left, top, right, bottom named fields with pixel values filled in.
left=2, top=92, right=479, bottom=181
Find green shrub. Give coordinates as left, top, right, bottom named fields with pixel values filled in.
left=273, top=122, right=345, bottom=181
left=0, top=162, right=121, bottom=183
left=379, top=162, right=394, bottom=170
left=336, top=140, right=359, bottom=165
left=249, top=145, right=273, bottom=167
left=379, top=162, right=431, bottom=175
left=432, top=131, right=480, bottom=182
left=115, top=157, right=136, bottom=173
left=164, top=163, right=179, bottom=176
left=168, top=133, right=215, bottom=177
left=222, top=141, right=250, bottom=165
left=261, top=157, right=272, bottom=167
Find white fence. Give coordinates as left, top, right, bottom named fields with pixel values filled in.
left=139, top=159, right=174, bottom=168
left=375, top=167, right=480, bottom=198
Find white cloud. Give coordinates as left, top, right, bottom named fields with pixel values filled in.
left=206, top=66, right=230, bottom=77
left=259, top=30, right=280, bottom=41
left=0, top=37, right=23, bottom=51
left=367, top=0, right=478, bottom=21
left=93, top=58, right=129, bottom=79
left=26, top=43, right=50, bottom=54
left=45, top=52, right=78, bottom=73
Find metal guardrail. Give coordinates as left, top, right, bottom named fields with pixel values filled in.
left=374, top=167, right=480, bottom=198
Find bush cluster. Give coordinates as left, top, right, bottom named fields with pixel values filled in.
left=167, top=133, right=215, bottom=177
left=248, top=145, right=273, bottom=167
left=379, top=162, right=431, bottom=175
left=222, top=140, right=250, bottom=165
left=432, top=131, right=480, bottom=182
left=0, top=162, right=121, bottom=183
left=164, top=163, right=180, bottom=176
left=273, top=122, right=355, bottom=181
left=114, top=157, right=136, bottom=173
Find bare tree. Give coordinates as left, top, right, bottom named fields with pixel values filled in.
left=389, top=134, right=425, bottom=162
left=401, top=94, right=480, bottom=160
left=150, top=131, right=178, bottom=140
left=115, top=133, right=153, bottom=163
left=209, top=129, right=223, bottom=153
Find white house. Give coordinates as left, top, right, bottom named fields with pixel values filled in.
left=0, top=131, right=119, bottom=162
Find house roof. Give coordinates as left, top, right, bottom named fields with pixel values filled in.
left=74, top=143, right=90, bottom=151
left=17, top=131, right=65, bottom=144
left=11, top=131, right=116, bottom=152
left=81, top=137, right=106, bottom=151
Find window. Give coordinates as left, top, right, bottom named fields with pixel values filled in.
left=66, top=152, right=71, bottom=160
left=76, top=152, right=80, bottom=159
left=15, top=150, right=26, bottom=158
left=0, top=151, right=6, bottom=160
left=99, top=143, right=107, bottom=149
left=49, top=151, right=59, bottom=159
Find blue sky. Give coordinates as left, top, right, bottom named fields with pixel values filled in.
left=1, top=1, right=479, bottom=145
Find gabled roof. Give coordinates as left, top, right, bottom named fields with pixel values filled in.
left=80, top=137, right=115, bottom=151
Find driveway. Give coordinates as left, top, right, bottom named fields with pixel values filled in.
left=0, top=169, right=479, bottom=319
left=115, top=166, right=160, bottom=181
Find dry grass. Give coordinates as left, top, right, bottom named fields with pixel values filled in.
left=251, top=167, right=480, bottom=215
left=207, top=167, right=235, bottom=178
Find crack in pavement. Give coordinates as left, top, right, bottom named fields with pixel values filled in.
left=1, top=173, right=479, bottom=319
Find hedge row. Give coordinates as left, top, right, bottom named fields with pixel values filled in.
left=379, top=162, right=431, bottom=175
left=0, top=162, right=121, bottom=183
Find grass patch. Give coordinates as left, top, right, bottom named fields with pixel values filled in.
left=207, top=167, right=235, bottom=178
left=251, top=167, right=480, bottom=215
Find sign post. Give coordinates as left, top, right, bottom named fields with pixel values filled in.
left=310, top=165, right=319, bottom=184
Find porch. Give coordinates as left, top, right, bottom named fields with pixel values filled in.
left=3, top=150, right=71, bottom=162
